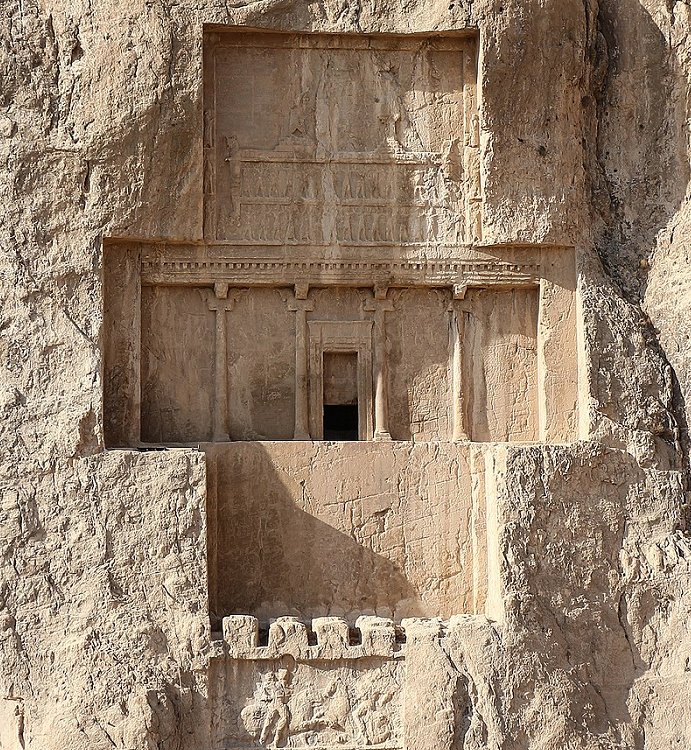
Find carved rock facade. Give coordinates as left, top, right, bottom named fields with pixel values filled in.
left=2, top=2, right=691, bottom=750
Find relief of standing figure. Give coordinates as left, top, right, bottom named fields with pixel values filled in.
left=241, top=668, right=293, bottom=748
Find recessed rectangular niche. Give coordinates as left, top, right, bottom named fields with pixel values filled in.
left=103, top=242, right=579, bottom=446
left=323, top=404, right=359, bottom=441
left=140, top=286, right=215, bottom=443
left=206, top=440, right=487, bottom=623
left=308, top=320, right=373, bottom=441
left=323, top=352, right=360, bottom=440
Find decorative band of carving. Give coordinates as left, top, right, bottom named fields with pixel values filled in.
left=139, top=245, right=542, bottom=288
left=235, top=149, right=445, bottom=165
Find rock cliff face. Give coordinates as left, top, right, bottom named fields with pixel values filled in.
left=1, top=0, right=691, bottom=748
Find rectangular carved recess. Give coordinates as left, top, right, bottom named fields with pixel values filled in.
left=102, top=34, right=582, bottom=701
left=103, top=242, right=578, bottom=446
left=203, top=29, right=482, bottom=247
left=103, top=29, right=579, bottom=449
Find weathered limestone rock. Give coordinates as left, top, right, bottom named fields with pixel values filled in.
left=2, top=0, right=691, bottom=748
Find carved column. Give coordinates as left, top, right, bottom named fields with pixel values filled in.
left=206, top=282, right=235, bottom=441
left=287, top=283, right=315, bottom=440
left=365, top=286, right=394, bottom=441
left=449, top=283, right=470, bottom=441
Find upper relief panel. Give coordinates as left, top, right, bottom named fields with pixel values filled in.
left=203, top=31, right=481, bottom=248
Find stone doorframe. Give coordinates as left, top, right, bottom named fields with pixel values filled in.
left=307, top=320, right=374, bottom=440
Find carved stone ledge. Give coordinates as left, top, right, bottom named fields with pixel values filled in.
left=218, top=614, right=493, bottom=661
left=130, top=241, right=556, bottom=289
left=221, top=615, right=402, bottom=660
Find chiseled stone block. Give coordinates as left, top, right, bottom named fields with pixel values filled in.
left=312, top=616, right=350, bottom=659
left=267, top=616, right=310, bottom=659
left=357, top=615, right=398, bottom=657
left=222, top=615, right=258, bottom=656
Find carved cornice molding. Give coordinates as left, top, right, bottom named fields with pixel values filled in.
left=111, top=241, right=567, bottom=289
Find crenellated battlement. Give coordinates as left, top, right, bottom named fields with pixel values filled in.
left=218, top=615, right=479, bottom=661
left=221, top=615, right=402, bottom=660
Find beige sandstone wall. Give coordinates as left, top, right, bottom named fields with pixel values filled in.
left=1, top=0, right=691, bottom=749
left=206, top=441, right=490, bottom=622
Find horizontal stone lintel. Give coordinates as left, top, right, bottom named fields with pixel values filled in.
left=104, top=240, right=571, bottom=288
left=219, top=747, right=402, bottom=750
left=208, top=28, right=477, bottom=52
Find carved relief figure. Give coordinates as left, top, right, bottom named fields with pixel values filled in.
left=351, top=673, right=398, bottom=745
left=374, top=59, right=406, bottom=154
left=239, top=663, right=402, bottom=748
left=241, top=669, right=293, bottom=748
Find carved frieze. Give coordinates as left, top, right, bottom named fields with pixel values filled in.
left=138, top=243, right=542, bottom=289
left=203, top=31, right=481, bottom=247
left=212, top=616, right=404, bottom=749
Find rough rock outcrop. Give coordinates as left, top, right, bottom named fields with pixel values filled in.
left=1, top=0, right=691, bottom=748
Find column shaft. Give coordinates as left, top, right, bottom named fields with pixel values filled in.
left=450, top=296, right=469, bottom=441
left=365, top=290, right=394, bottom=441
left=207, top=283, right=234, bottom=442
left=288, top=287, right=314, bottom=440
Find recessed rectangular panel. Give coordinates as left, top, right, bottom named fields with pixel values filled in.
left=464, top=288, right=540, bottom=442
left=323, top=351, right=359, bottom=406
left=140, top=286, right=215, bottom=443
left=205, top=31, right=480, bottom=246
left=387, top=288, right=453, bottom=441
left=227, top=288, right=295, bottom=440
left=103, top=238, right=577, bottom=448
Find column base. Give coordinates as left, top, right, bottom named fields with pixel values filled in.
left=373, top=430, right=392, bottom=441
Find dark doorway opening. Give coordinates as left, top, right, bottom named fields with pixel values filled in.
left=323, top=404, right=359, bottom=441
left=323, top=351, right=359, bottom=440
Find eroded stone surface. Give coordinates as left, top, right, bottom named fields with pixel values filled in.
left=2, top=1, right=691, bottom=749
left=206, top=441, right=491, bottom=622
